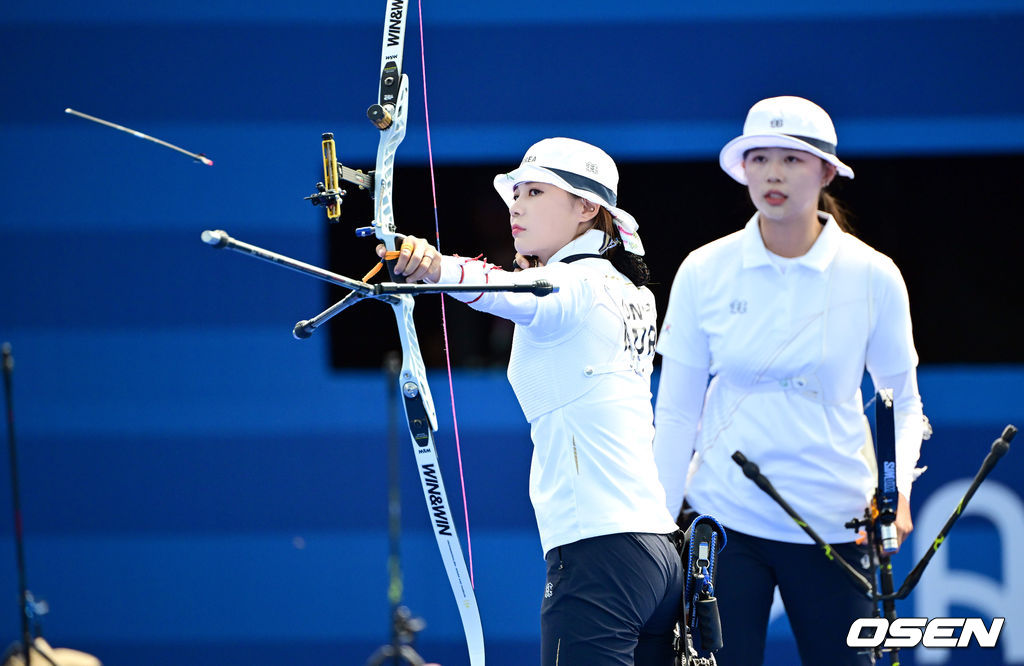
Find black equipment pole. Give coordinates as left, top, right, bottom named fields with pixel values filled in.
left=386, top=351, right=403, bottom=665
left=3, top=343, right=32, bottom=666
left=365, top=352, right=426, bottom=666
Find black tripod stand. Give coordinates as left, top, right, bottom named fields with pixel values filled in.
left=365, top=353, right=428, bottom=666
left=732, top=392, right=1015, bottom=664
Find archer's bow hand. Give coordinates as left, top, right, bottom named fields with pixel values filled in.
left=893, top=492, right=913, bottom=551
left=377, top=235, right=442, bottom=283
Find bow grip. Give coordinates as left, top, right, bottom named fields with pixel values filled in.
left=382, top=233, right=408, bottom=284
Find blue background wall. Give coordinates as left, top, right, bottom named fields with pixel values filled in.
left=1, top=1, right=1023, bottom=664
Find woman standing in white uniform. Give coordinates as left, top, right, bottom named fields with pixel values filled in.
left=654, top=97, right=925, bottom=665
left=386, top=138, right=682, bottom=665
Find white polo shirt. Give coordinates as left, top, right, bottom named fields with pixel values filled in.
left=436, top=230, right=680, bottom=554
left=656, top=214, right=923, bottom=543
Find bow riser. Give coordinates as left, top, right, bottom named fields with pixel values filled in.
left=372, top=74, right=410, bottom=254
left=392, top=293, right=438, bottom=432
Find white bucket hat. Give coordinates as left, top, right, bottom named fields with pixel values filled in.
left=719, top=96, right=855, bottom=185
left=493, top=137, right=644, bottom=256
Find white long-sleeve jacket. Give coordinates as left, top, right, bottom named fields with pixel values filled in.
left=436, top=230, right=679, bottom=554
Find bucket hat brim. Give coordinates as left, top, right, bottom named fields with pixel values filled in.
left=719, top=133, right=855, bottom=185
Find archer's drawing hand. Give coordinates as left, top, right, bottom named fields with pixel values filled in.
left=377, top=235, right=442, bottom=283
left=512, top=253, right=538, bottom=271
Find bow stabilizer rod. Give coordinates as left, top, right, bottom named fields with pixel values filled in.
left=731, top=450, right=874, bottom=595
left=200, top=229, right=379, bottom=296
left=891, top=424, right=1016, bottom=600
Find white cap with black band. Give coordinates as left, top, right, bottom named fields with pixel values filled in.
left=719, top=96, right=855, bottom=185
left=494, top=137, right=644, bottom=256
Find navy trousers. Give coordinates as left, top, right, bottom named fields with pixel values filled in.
left=541, top=532, right=684, bottom=666
left=712, top=528, right=877, bottom=665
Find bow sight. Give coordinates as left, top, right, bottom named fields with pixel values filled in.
left=305, top=132, right=373, bottom=223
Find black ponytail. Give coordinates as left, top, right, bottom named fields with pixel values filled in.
left=609, top=247, right=650, bottom=287
left=589, top=205, right=650, bottom=287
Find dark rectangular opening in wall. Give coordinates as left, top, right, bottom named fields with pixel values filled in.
left=325, top=154, right=1023, bottom=369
